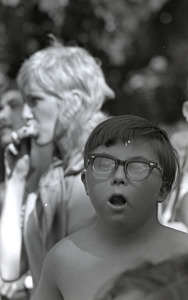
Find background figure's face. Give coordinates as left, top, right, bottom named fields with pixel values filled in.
left=0, top=90, right=24, bottom=148
left=170, top=130, right=188, bottom=171
left=22, top=79, right=60, bottom=146
left=182, top=101, right=188, bottom=123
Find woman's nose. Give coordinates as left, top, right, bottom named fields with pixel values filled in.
left=22, top=103, right=34, bottom=121
left=0, top=106, right=9, bottom=123
left=111, top=165, right=128, bottom=185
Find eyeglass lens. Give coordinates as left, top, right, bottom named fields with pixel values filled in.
left=93, top=156, right=151, bottom=180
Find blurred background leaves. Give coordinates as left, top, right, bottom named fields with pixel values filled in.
left=0, top=0, right=188, bottom=125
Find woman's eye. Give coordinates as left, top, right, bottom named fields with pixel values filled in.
left=26, top=96, right=41, bottom=107
left=10, top=102, right=21, bottom=109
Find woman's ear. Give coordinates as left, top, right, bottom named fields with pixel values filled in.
left=57, top=89, right=83, bottom=124
left=71, top=89, right=82, bottom=101
left=70, top=89, right=83, bottom=112
left=182, top=101, right=188, bottom=122
left=81, top=170, right=89, bottom=195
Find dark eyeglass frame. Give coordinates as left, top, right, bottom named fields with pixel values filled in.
left=86, top=153, right=165, bottom=181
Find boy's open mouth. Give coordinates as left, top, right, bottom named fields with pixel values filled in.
left=108, top=195, right=126, bottom=206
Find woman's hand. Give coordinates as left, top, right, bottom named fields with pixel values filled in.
left=5, top=142, right=30, bottom=181
left=0, top=273, right=32, bottom=299
left=4, top=142, right=19, bottom=178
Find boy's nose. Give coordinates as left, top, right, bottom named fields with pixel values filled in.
left=111, top=165, right=128, bottom=185
left=22, top=103, right=34, bottom=122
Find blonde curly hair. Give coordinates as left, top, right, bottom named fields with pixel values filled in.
left=17, top=39, right=114, bottom=163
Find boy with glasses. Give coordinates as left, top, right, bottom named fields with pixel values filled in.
left=33, top=115, right=188, bottom=300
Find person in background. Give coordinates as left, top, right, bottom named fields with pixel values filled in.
left=0, top=89, right=25, bottom=211
left=0, top=38, right=115, bottom=297
left=158, top=101, right=188, bottom=231
left=33, top=114, right=188, bottom=300
left=0, top=145, right=4, bottom=182
left=174, top=101, right=188, bottom=228
left=0, top=89, right=30, bottom=300
left=0, top=89, right=53, bottom=299
left=0, top=89, right=24, bottom=148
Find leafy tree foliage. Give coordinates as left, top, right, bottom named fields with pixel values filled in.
left=0, top=0, right=188, bottom=124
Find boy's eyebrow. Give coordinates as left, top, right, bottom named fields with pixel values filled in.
left=125, top=156, right=154, bottom=162
left=91, top=153, right=157, bottom=162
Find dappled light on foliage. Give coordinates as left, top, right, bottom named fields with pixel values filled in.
left=0, top=0, right=188, bottom=125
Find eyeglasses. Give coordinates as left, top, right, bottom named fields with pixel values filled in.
left=86, top=154, right=164, bottom=181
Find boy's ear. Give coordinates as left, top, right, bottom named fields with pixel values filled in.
left=182, top=101, right=188, bottom=122
left=81, top=170, right=89, bottom=195
left=158, top=184, right=169, bottom=203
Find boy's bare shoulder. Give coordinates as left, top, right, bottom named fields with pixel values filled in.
left=158, top=225, right=188, bottom=256
left=162, top=225, right=188, bottom=240
left=48, top=224, right=94, bottom=262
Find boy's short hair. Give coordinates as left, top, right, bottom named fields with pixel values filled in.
left=84, top=115, right=180, bottom=194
